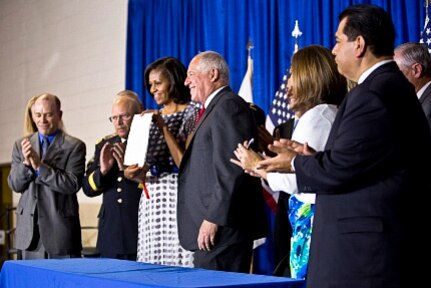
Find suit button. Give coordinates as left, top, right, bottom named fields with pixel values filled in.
left=117, top=176, right=122, bottom=182
left=117, top=198, right=123, bottom=204
left=117, top=187, right=122, bottom=193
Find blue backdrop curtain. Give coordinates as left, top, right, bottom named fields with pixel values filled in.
left=126, top=0, right=425, bottom=113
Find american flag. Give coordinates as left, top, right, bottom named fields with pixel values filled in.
left=421, top=4, right=431, bottom=53
left=265, top=70, right=295, bottom=134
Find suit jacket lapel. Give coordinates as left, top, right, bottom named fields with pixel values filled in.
left=184, top=87, right=231, bottom=150
left=29, top=132, right=41, bottom=159
left=420, top=83, right=431, bottom=104
left=42, top=130, right=65, bottom=160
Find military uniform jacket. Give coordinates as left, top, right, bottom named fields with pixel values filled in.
left=82, top=135, right=142, bottom=258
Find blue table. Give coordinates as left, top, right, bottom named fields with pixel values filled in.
left=0, top=258, right=305, bottom=288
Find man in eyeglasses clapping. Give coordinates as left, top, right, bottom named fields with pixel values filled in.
left=82, top=90, right=143, bottom=260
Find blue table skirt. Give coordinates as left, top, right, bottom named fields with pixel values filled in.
left=0, top=258, right=305, bottom=288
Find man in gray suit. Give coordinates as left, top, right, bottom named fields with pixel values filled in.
left=8, top=93, right=86, bottom=259
left=394, top=42, right=431, bottom=132
left=178, top=51, right=267, bottom=273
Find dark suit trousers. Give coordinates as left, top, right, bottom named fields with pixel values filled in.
left=193, top=241, right=253, bottom=273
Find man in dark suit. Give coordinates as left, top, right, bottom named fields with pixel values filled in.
left=178, top=51, right=267, bottom=273
left=394, top=42, right=431, bottom=132
left=8, top=93, right=86, bottom=259
left=258, top=4, right=431, bottom=288
left=82, top=90, right=143, bottom=260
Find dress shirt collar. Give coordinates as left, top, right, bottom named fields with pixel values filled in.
left=417, top=80, right=431, bottom=100
left=358, top=59, right=393, bottom=84
left=203, top=85, right=227, bottom=108
left=38, top=130, right=59, bottom=145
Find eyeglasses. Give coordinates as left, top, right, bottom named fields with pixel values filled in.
left=109, top=113, right=132, bottom=123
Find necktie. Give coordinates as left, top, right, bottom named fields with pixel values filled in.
left=196, top=106, right=206, bottom=123
left=41, top=136, right=49, bottom=158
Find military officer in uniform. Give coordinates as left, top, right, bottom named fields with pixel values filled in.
left=82, top=90, right=143, bottom=260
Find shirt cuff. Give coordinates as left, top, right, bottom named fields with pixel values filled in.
left=290, top=156, right=296, bottom=172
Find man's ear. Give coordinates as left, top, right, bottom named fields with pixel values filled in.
left=356, top=35, right=366, bottom=57
left=209, top=68, right=220, bottom=82
left=411, top=63, right=423, bottom=78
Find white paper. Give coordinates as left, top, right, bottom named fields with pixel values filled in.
left=124, top=113, right=153, bottom=167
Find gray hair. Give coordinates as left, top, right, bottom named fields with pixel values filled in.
left=114, top=90, right=143, bottom=114
left=196, top=51, right=230, bottom=84
left=395, top=42, right=431, bottom=76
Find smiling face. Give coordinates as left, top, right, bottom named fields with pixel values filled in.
left=33, top=97, right=62, bottom=135
left=148, top=69, right=172, bottom=106
left=184, top=55, right=212, bottom=103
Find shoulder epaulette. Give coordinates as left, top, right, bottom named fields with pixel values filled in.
left=96, top=133, right=117, bottom=145
left=249, top=103, right=258, bottom=111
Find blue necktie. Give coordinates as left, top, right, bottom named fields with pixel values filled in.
left=41, top=136, right=49, bottom=158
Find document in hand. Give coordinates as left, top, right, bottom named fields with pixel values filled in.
left=123, top=113, right=153, bottom=167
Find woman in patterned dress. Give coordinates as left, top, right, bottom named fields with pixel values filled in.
left=231, top=45, right=347, bottom=279
left=124, top=57, right=199, bottom=267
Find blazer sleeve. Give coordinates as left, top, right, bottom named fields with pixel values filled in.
left=7, top=139, right=36, bottom=193
left=82, top=141, right=105, bottom=197
left=205, top=98, right=255, bottom=225
left=295, top=87, right=396, bottom=193
left=36, top=137, right=86, bottom=195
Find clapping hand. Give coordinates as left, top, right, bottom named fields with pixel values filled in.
left=21, top=138, right=40, bottom=170
left=140, top=110, right=165, bottom=130
left=100, top=141, right=127, bottom=174
left=257, top=139, right=315, bottom=173
left=230, top=140, right=268, bottom=179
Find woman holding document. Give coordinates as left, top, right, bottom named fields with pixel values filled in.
left=124, top=57, right=199, bottom=267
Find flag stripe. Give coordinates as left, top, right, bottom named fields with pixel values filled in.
left=265, top=71, right=294, bottom=134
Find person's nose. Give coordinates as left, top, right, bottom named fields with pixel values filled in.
left=150, top=85, right=157, bottom=94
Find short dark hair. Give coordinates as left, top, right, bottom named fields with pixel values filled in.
left=339, top=4, right=395, bottom=57
left=144, top=57, right=190, bottom=104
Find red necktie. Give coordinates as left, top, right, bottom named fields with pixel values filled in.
left=196, top=106, right=206, bottom=123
